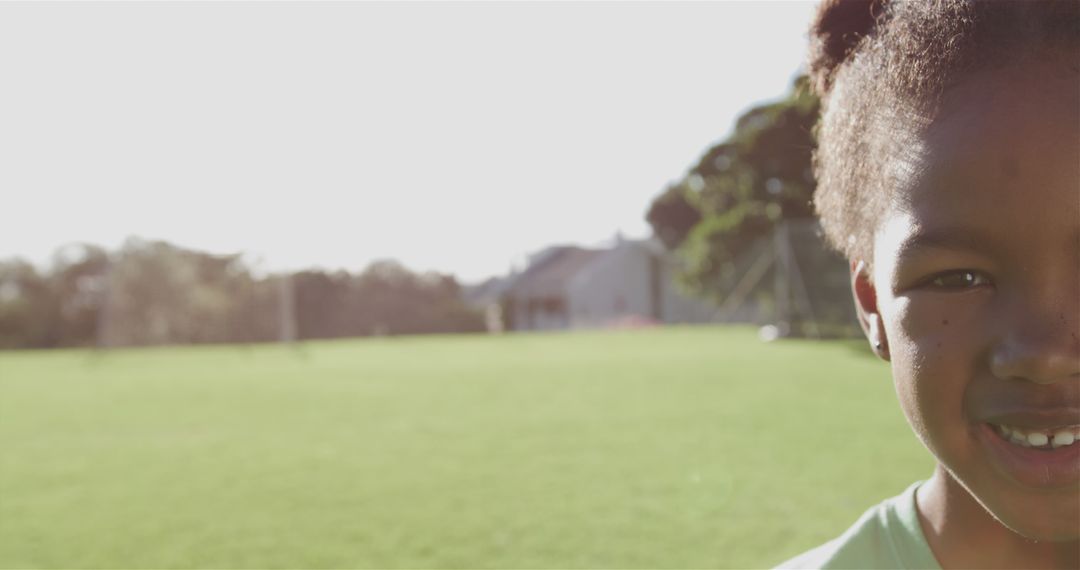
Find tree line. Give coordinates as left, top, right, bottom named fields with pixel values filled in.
left=646, top=77, right=856, bottom=336
left=0, top=238, right=485, bottom=350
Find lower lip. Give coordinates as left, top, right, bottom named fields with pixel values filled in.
left=977, top=423, right=1080, bottom=488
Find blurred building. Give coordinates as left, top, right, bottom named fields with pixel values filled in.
left=465, top=236, right=722, bottom=332
left=464, top=222, right=857, bottom=337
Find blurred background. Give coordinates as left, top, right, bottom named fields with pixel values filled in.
left=0, top=2, right=933, bottom=568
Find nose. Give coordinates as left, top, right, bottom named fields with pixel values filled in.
left=990, top=284, right=1080, bottom=385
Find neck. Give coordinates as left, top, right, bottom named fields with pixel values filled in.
left=916, top=466, right=1080, bottom=570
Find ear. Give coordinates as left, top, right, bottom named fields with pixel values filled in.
left=851, top=260, right=890, bottom=360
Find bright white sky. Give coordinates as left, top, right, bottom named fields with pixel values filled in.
left=1, top=1, right=817, bottom=283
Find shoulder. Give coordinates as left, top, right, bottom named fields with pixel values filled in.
left=774, top=482, right=939, bottom=570
left=775, top=538, right=843, bottom=569
left=773, top=505, right=890, bottom=570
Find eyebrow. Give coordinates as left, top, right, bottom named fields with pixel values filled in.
left=895, top=227, right=1001, bottom=260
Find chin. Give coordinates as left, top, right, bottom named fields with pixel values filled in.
left=993, top=499, right=1080, bottom=542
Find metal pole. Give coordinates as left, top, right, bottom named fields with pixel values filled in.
left=774, top=222, right=790, bottom=335
left=278, top=273, right=296, bottom=343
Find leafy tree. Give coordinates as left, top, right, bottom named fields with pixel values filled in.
left=646, top=76, right=820, bottom=299
left=645, top=184, right=701, bottom=251
left=0, top=260, right=56, bottom=348
left=49, top=244, right=110, bottom=346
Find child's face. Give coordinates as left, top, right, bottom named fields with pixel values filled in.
left=855, top=59, right=1080, bottom=540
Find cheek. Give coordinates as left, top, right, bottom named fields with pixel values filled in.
left=882, top=295, right=982, bottom=452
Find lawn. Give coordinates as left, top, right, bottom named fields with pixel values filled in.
left=0, top=326, right=934, bottom=569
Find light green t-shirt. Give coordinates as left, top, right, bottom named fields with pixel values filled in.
left=776, top=482, right=941, bottom=570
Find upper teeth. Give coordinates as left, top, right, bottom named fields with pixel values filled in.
left=995, top=424, right=1080, bottom=448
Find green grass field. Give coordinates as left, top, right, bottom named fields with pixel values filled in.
left=0, top=326, right=934, bottom=569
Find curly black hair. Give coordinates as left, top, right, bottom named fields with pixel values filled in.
left=807, top=0, right=1080, bottom=262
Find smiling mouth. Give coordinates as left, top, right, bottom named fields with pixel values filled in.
left=990, top=423, right=1080, bottom=450
left=978, top=422, right=1080, bottom=487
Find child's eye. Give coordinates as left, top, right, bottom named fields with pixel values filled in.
left=926, top=270, right=992, bottom=290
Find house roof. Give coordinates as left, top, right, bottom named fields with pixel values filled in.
left=507, top=246, right=603, bottom=299
left=461, top=276, right=513, bottom=307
